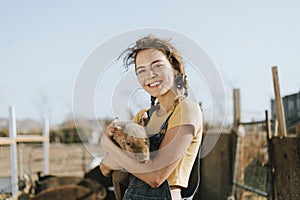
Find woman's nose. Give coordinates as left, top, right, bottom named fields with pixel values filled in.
left=147, top=69, right=157, bottom=79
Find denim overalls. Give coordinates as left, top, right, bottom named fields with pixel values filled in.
left=122, top=111, right=174, bottom=200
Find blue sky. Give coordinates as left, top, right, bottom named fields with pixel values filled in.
left=1, top=0, right=300, bottom=125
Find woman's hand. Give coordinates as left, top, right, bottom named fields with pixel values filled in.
left=101, top=154, right=124, bottom=171
left=100, top=154, right=124, bottom=177
left=104, top=119, right=117, bottom=137
left=100, top=119, right=118, bottom=152
left=101, top=127, right=115, bottom=152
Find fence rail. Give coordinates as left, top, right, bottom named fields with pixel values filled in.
left=0, top=106, right=49, bottom=198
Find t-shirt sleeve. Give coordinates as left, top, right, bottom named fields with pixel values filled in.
left=167, top=99, right=202, bottom=136
left=132, top=109, right=148, bottom=124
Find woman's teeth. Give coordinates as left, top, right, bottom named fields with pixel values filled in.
left=149, top=81, right=161, bottom=87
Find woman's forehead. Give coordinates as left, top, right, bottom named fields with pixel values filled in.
left=136, top=49, right=168, bottom=66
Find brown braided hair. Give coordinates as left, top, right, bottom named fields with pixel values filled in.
left=119, top=34, right=188, bottom=109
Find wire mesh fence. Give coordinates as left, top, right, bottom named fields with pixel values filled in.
left=0, top=144, right=12, bottom=196
left=233, top=121, right=269, bottom=200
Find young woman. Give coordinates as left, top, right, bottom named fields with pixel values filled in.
left=100, top=35, right=203, bottom=200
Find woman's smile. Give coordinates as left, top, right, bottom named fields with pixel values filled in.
left=147, top=80, right=162, bottom=88
left=136, top=49, right=176, bottom=98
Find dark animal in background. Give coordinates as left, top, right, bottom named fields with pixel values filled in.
left=30, top=170, right=110, bottom=200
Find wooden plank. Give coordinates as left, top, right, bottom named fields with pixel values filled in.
left=271, top=66, right=287, bottom=137
left=272, top=137, right=300, bottom=200
left=233, top=89, right=241, bottom=132
left=0, top=137, right=14, bottom=145
left=265, top=110, right=272, bottom=140
left=266, top=110, right=275, bottom=200
left=1, top=135, right=48, bottom=144
left=197, top=133, right=232, bottom=200
left=16, top=135, right=47, bottom=143
left=239, top=120, right=266, bottom=126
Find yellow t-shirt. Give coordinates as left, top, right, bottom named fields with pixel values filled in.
left=132, top=98, right=203, bottom=188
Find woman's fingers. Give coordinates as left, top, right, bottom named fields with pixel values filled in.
left=104, top=118, right=119, bottom=137
left=105, top=125, right=115, bottom=137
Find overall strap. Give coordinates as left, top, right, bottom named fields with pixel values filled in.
left=158, top=110, right=175, bottom=134
left=146, top=109, right=175, bottom=154
left=146, top=109, right=174, bottom=130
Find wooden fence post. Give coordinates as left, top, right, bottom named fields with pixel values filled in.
left=265, top=110, right=272, bottom=140
left=229, top=88, right=242, bottom=199
left=271, top=66, right=287, bottom=137
left=265, top=110, right=275, bottom=200
left=233, top=89, right=241, bottom=132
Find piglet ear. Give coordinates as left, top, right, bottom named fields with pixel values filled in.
left=112, top=127, right=124, bottom=137
left=112, top=120, right=124, bottom=132
left=119, top=129, right=124, bottom=137
left=113, top=120, right=128, bottom=130
left=111, top=117, right=118, bottom=124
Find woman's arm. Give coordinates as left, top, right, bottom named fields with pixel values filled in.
left=99, top=163, right=112, bottom=177
left=99, top=153, right=124, bottom=177
left=101, top=124, right=194, bottom=188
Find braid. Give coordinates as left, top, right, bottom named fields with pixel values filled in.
left=151, top=96, right=156, bottom=106
left=175, top=73, right=188, bottom=97
left=183, top=75, right=188, bottom=97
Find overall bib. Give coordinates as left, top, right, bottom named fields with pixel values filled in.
left=122, top=111, right=174, bottom=200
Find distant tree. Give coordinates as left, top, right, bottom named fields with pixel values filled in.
left=19, top=129, right=42, bottom=135
left=49, top=129, right=62, bottom=143
left=57, top=121, right=91, bottom=144
left=60, top=126, right=81, bottom=143
left=0, top=128, right=8, bottom=137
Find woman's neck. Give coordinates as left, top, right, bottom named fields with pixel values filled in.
left=156, top=91, right=181, bottom=116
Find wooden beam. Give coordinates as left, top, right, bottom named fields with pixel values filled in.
left=233, top=89, right=241, bottom=132
left=272, top=138, right=300, bottom=199
left=265, top=110, right=272, bottom=139
left=0, top=137, right=14, bottom=145
left=265, top=110, right=275, bottom=200
left=16, top=135, right=47, bottom=143
left=271, top=66, right=287, bottom=138
left=1, top=135, right=48, bottom=143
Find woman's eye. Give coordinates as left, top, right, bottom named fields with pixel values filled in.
left=154, top=64, right=162, bottom=69
left=137, top=69, right=145, bottom=74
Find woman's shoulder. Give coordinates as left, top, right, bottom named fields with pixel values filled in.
left=171, top=98, right=202, bottom=121
left=168, top=98, right=203, bottom=134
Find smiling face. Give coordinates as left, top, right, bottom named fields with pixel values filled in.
left=135, top=48, right=178, bottom=98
